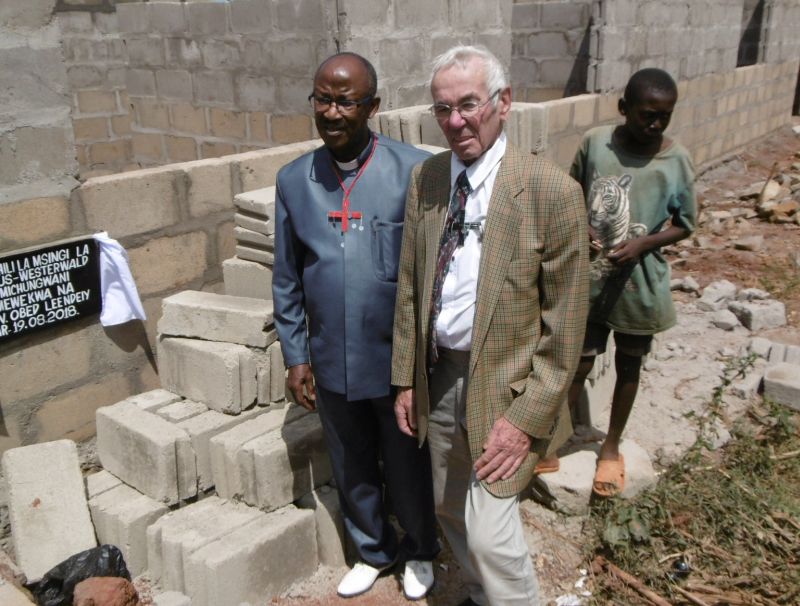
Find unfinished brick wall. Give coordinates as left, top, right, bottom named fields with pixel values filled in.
left=339, top=0, right=510, bottom=110
left=510, top=0, right=594, bottom=102
left=114, top=0, right=332, bottom=167
left=57, top=10, right=134, bottom=177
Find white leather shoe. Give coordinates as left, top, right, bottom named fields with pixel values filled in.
left=337, top=562, right=383, bottom=598
left=403, top=560, right=434, bottom=600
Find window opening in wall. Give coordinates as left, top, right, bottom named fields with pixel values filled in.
left=737, top=0, right=764, bottom=67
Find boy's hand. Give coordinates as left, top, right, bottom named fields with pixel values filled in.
left=588, top=226, right=603, bottom=251
left=607, top=236, right=648, bottom=264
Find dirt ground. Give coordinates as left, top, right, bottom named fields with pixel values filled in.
left=268, top=121, right=800, bottom=606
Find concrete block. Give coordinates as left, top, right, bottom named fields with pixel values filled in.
left=763, top=363, right=800, bottom=411
left=235, top=244, right=274, bottom=265
left=171, top=102, right=207, bottom=135
left=80, top=167, right=179, bottom=238
left=1, top=441, right=96, bottom=582
left=194, top=70, right=234, bottom=105
left=157, top=400, right=209, bottom=423
left=235, top=210, right=273, bottom=236
left=234, top=225, right=274, bottom=249
left=230, top=0, right=272, bottom=33
left=127, top=389, right=183, bottom=412
left=96, top=401, right=197, bottom=505
left=128, top=232, right=208, bottom=296
left=234, top=74, right=276, bottom=112
left=711, top=309, right=739, bottom=330
left=530, top=440, right=655, bottom=515
left=156, top=69, right=193, bottom=101
left=148, top=498, right=261, bottom=592
left=150, top=2, right=187, bottom=35
left=210, top=107, right=246, bottom=138
left=188, top=507, right=317, bottom=606
left=153, top=592, right=192, bottom=606
left=234, top=186, right=275, bottom=218
left=0, top=196, right=70, bottom=248
left=88, top=480, right=169, bottom=576
left=221, top=257, right=273, bottom=299
left=0, top=580, right=34, bottom=606
left=272, top=115, right=313, bottom=144
left=126, top=69, right=157, bottom=97
left=187, top=1, right=228, bottom=36
left=245, top=412, right=332, bottom=511
left=728, top=300, right=787, bottom=331
left=210, top=404, right=308, bottom=499
left=117, top=2, right=150, bottom=34
left=159, top=290, right=276, bottom=348
left=297, top=484, right=346, bottom=567
left=268, top=341, right=286, bottom=402
left=768, top=342, right=787, bottom=364
left=86, top=469, right=124, bottom=499
left=730, top=358, right=766, bottom=399
left=785, top=346, right=800, bottom=365
left=697, top=279, right=737, bottom=311
left=748, top=336, right=773, bottom=359
left=235, top=141, right=320, bottom=192
left=176, top=406, right=271, bottom=491
left=157, top=337, right=258, bottom=414
left=166, top=136, right=198, bottom=163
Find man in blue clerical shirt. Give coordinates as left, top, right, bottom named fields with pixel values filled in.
left=272, top=53, right=439, bottom=600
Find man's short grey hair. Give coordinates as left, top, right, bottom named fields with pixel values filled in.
left=429, top=45, right=508, bottom=103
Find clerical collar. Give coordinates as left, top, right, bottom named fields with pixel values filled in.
left=333, top=133, right=376, bottom=172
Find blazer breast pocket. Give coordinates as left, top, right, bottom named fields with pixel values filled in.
left=371, top=218, right=404, bottom=282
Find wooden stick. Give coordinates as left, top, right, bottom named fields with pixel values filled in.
left=592, top=556, right=673, bottom=606
left=673, top=586, right=712, bottom=606
left=771, top=449, right=800, bottom=461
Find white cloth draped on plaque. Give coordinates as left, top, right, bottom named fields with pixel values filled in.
left=95, top=232, right=146, bottom=326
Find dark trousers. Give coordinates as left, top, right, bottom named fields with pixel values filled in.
left=315, top=384, right=439, bottom=568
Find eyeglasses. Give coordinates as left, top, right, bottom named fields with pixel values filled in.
left=308, top=94, right=374, bottom=114
left=430, top=90, right=500, bottom=120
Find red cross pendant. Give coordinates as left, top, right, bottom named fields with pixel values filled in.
left=328, top=196, right=362, bottom=232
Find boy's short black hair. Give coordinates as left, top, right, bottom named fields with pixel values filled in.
left=623, top=68, right=678, bottom=105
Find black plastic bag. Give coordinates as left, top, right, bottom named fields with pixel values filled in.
left=31, top=544, right=131, bottom=606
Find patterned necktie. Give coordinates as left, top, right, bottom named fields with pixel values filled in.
left=429, top=170, right=471, bottom=366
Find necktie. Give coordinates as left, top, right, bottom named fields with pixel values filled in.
left=429, top=170, right=471, bottom=366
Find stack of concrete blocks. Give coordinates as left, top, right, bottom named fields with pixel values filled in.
left=746, top=337, right=800, bottom=411
left=88, top=290, right=345, bottom=604
left=222, top=187, right=277, bottom=301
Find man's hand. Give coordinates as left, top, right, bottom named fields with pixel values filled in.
left=474, top=417, right=532, bottom=484
left=394, top=387, right=417, bottom=437
left=286, top=363, right=316, bottom=411
left=588, top=225, right=603, bottom=252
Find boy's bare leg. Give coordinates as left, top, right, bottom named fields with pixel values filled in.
left=598, top=351, right=642, bottom=461
left=536, top=356, right=596, bottom=471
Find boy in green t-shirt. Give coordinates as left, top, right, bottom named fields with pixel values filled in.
left=538, top=68, right=696, bottom=497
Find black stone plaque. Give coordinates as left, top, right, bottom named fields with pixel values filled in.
left=0, top=237, right=102, bottom=343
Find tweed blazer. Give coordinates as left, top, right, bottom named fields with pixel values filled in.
left=392, top=142, right=590, bottom=498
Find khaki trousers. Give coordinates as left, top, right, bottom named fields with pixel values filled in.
left=427, top=348, right=540, bottom=606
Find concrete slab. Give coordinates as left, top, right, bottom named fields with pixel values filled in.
left=96, top=401, right=198, bottom=505
left=1, top=440, right=97, bottom=582
left=88, top=481, right=169, bottom=576
left=85, top=469, right=124, bottom=499
left=176, top=406, right=271, bottom=491
left=156, top=400, right=209, bottom=423
left=188, top=507, right=317, bottom=606
left=159, top=290, right=277, bottom=348
left=126, top=389, right=183, bottom=412
left=234, top=225, right=274, bottom=249
left=297, top=484, right=346, bottom=567
left=763, top=362, right=800, bottom=411
left=235, top=210, right=273, bottom=236
left=247, top=413, right=332, bottom=511
left=210, top=405, right=308, bottom=499
left=157, top=337, right=258, bottom=414
left=531, top=440, right=656, bottom=515
left=222, top=257, right=273, bottom=300
left=235, top=243, right=274, bottom=265
left=234, top=186, right=276, bottom=219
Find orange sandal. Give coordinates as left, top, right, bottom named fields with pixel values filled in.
left=534, top=457, right=560, bottom=474
left=592, top=454, right=625, bottom=497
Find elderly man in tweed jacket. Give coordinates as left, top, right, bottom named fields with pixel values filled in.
left=392, top=45, right=589, bottom=606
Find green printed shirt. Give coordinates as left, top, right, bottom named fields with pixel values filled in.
left=570, top=126, right=697, bottom=335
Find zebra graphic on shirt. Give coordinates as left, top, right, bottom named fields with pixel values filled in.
left=587, top=172, right=647, bottom=282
